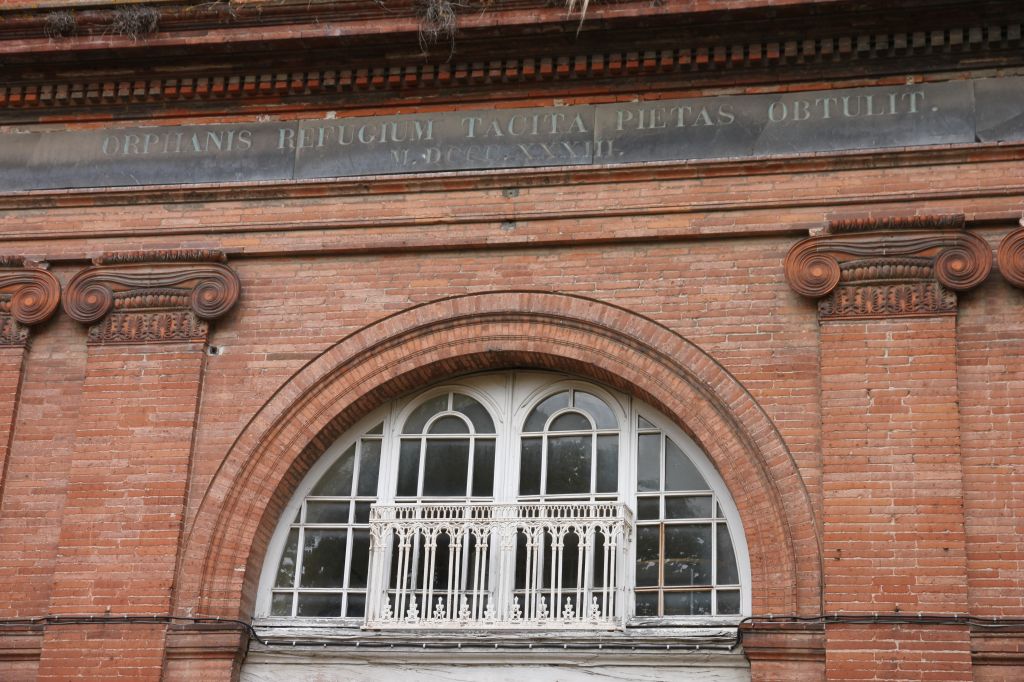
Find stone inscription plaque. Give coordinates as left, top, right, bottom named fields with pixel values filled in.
left=0, top=78, right=1019, bottom=193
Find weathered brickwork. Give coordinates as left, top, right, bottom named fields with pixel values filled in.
left=0, top=0, right=1022, bottom=680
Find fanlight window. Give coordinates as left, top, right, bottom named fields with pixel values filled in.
left=258, top=372, right=748, bottom=628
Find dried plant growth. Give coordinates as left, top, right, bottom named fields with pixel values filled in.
left=44, top=11, right=78, bottom=39
left=108, top=6, right=160, bottom=41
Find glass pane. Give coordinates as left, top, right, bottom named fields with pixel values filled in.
left=452, top=393, right=495, bottom=434
left=300, top=530, right=348, bottom=588
left=595, top=434, right=618, bottom=493
left=665, top=495, right=713, bottom=519
left=357, top=438, right=381, bottom=496
left=353, top=501, right=372, bottom=524
left=574, top=391, right=617, bottom=429
left=549, top=411, right=592, bottom=432
left=396, top=440, right=420, bottom=497
left=310, top=444, right=355, bottom=496
left=664, top=590, right=711, bottom=616
left=638, top=415, right=657, bottom=430
left=716, top=523, right=740, bottom=585
left=717, top=590, right=740, bottom=615
left=665, top=438, right=709, bottom=491
left=366, top=422, right=384, bottom=435
left=664, top=524, right=712, bottom=586
left=637, top=497, right=660, bottom=521
left=716, top=503, right=724, bottom=518
left=404, top=394, right=448, bottom=433
left=634, top=592, right=659, bottom=617
left=349, top=529, right=371, bottom=588
left=519, top=437, right=542, bottom=496
left=523, top=391, right=569, bottom=432
left=305, top=501, right=350, bottom=524
left=637, top=433, right=661, bottom=492
left=428, top=415, right=470, bottom=434
left=473, top=439, right=495, bottom=497
left=275, top=528, right=299, bottom=587
left=635, top=525, right=660, bottom=587
left=422, top=439, right=470, bottom=496
left=297, top=592, right=342, bottom=617
left=271, top=592, right=293, bottom=616
left=546, top=435, right=592, bottom=495
left=347, top=592, right=367, bottom=618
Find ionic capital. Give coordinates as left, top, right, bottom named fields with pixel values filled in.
left=784, top=215, right=991, bottom=320
left=63, top=250, right=240, bottom=344
left=997, top=222, right=1024, bottom=290
left=0, top=257, right=61, bottom=346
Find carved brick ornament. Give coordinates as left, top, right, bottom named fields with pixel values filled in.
left=63, top=250, right=240, bottom=344
left=997, top=224, right=1024, bottom=290
left=784, top=216, right=992, bottom=320
left=0, top=258, right=61, bottom=346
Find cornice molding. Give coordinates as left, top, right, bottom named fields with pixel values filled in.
left=1, top=20, right=1020, bottom=117
left=996, top=223, right=1024, bottom=289
left=63, top=250, right=240, bottom=345
left=784, top=215, right=992, bottom=320
left=0, top=258, right=61, bottom=346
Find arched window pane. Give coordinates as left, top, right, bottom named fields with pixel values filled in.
left=300, top=530, right=347, bottom=587
left=357, top=438, right=381, bottom=496
left=637, top=434, right=660, bottom=492
left=452, top=393, right=495, bottom=433
left=574, top=391, right=617, bottom=429
left=519, top=437, right=542, bottom=495
left=397, top=440, right=420, bottom=497
left=523, top=391, right=569, bottom=432
left=549, top=411, right=592, bottom=432
left=665, top=438, right=708, bottom=491
left=404, top=394, right=448, bottom=434
left=664, top=525, right=711, bottom=586
left=275, top=529, right=299, bottom=587
left=310, top=444, right=355, bottom=496
left=716, top=524, right=739, bottom=585
left=422, top=439, right=471, bottom=496
left=473, top=439, right=495, bottom=497
left=428, top=415, right=470, bottom=434
left=546, top=435, right=592, bottom=495
left=596, top=434, right=618, bottom=493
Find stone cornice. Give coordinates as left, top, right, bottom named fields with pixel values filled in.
left=63, top=250, right=240, bottom=345
left=784, top=215, right=992, bottom=320
left=996, top=223, right=1024, bottom=289
left=0, top=258, right=61, bottom=346
left=1, top=18, right=1020, bottom=119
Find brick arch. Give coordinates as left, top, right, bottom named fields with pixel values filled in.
left=176, top=291, right=822, bottom=620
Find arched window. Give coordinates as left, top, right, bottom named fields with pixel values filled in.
left=257, top=372, right=749, bottom=627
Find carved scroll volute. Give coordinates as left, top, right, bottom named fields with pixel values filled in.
left=997, top=224, right=1024, bottom=290
left=63, top=250, right=240, bottom=344
left=0, top=259, right=61, bottom=345
left=784, top=218, right=992, bottom=320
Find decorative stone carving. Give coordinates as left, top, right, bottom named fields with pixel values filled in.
left=0, top=257, right=61, bottom=346
left=996, top=222, right=1024, bottom=290
left=63, top=250, right=240, bottom=344
left=784, top=215, right=992, bottom=320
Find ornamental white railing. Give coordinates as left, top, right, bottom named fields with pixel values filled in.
left=365, top=502, right=633, bottom=630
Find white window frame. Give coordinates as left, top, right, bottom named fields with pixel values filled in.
left=254, top=370, right=751, bottom=628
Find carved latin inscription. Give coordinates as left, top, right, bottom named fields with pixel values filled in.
left=0, top=258, right=61, bottom=346
left=64, top=250, right=240, bottom=344
left=784, top=216, right=992, bottom=320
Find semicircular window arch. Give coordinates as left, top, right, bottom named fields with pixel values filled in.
left=256, top=371, right=750, bottom=626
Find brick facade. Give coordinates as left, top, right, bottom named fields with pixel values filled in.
left=0, top=0, right=1022, bottom=680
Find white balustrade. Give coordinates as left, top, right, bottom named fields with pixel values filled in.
left=365, top=502, right=633, bottom=630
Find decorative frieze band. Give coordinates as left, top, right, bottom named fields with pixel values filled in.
left=784, top=215, right=992, bottom=320
left=997, top=223, right=1024, bottom=290
left=0, top=257, right=61, bottom=346
left=2, top=20, right=1020, bottom=113
left=63, top=250, right=240, bottom=345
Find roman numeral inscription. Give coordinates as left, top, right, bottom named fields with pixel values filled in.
left=0, top=78, right=1020, bottom=192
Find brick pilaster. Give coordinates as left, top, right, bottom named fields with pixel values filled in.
left=786, top=216, right=988, bottom=681
left=36, top=251, right=239, bottom=681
